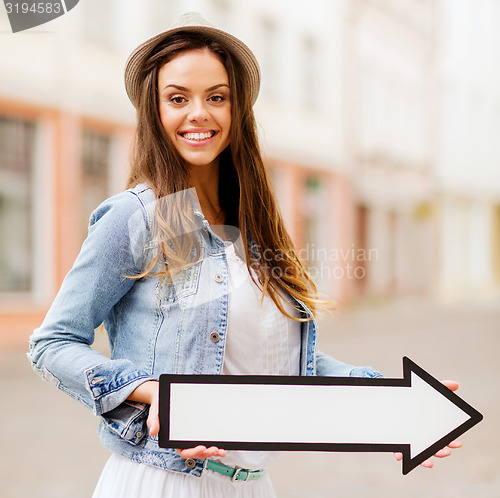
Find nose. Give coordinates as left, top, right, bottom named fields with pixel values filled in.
left=187, top=98, right=209, bottom=123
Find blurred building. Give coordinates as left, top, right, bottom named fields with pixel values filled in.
left=0, top=0, right=498, bottom=348
left=434, top=0, right=500, bottom=300
left=231, top=0, right=352, bottom=299
left=342, top=0, right=437, bottom=302
left=0, top=1, right=136, bottom=346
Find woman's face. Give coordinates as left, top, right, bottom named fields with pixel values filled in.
left=158, top=48, right=231, bottom=172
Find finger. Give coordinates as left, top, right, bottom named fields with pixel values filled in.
left=448, top=440, right=462, bottom=449
left=441, top=380, right=460, bottom=392
left=148, top=419, right=159, bottom=437
left=146, top=411, right=160, bottom=437
left=394, top=452, right=436, bottom=468
left=395, top=451, right=434, bottom=468
left=434, top=448, right=452, bottom=458
left=198, top=446, right=227, bottom=459
left=204, top=446, right=223, bottom=458
left=177, top=445, right=207, bottom=459
left=175, top=445, right=227, bottom=460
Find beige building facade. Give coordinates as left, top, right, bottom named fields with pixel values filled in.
left=434, top=0, right=500, bottom=300
left=342, top=0, right=437, bottom=301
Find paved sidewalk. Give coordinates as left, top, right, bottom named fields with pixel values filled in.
left=1, top=298, right=498, bottom=498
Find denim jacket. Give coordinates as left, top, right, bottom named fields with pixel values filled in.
left=28, top=184, right=382, bottom=476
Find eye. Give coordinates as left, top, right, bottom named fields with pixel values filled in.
left=209, top=95, right=226, bottom=103
left=169, top=95, right=186, bottom=104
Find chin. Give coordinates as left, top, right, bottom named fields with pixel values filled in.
left=183, top=155, right=220, bottom=168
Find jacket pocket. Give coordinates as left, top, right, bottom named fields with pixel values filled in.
left=156, top=260, right=201, bottom=303
left=101, top=400, right=149, bottom=446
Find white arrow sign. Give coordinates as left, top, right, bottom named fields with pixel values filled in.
left=159, top=357, right=483, bottom=474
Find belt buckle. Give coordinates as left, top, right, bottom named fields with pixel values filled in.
left=232, top=467, right=249, bottom=482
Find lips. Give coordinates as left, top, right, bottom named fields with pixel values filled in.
left=179, top=130, right=216, bottom=141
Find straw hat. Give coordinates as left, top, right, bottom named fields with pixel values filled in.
left=124, top=12, right=261, bottom=108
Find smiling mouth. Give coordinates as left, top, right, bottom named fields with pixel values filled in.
left=179, top=131, right=216, bottom=141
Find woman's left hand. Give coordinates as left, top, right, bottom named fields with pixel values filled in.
left=176, top=446, right=227, bottom=460
left=394, top=380, right=462, bottom=468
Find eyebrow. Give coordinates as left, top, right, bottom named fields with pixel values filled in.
left=163, top=83, right=229, bottom=92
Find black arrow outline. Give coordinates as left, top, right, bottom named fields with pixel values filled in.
left=159, top=357, right=483, bottom=474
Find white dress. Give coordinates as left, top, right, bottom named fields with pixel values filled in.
left=93, top=242, right=301, bottom=497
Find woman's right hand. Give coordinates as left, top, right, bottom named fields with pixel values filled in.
left=128, top=381, right=225, bottom=459
left=127, top=380, right=160, bottom=437
left=176, top=446, right=226, bottom=459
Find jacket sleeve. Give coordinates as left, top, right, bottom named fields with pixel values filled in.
left=315, top=350, right=383, bottom=378
left=27, top=190, right=155, bottom=419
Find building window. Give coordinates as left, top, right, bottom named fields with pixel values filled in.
left=301, top=35, right=319, bottom=113
left=302, top=177, right=330, bottom=293
left=0, top=116, right=36, bottom=293
left=81, top=130, right=112, bottom=235
left=152, top=0, right=178, bottom=33
left=355, top=205, right=369, bottom=295
left=81, top=0, right=114, bottom=46
left=493, top=205, right=500, bottom=285
left=256, top=17, right=279, bottom=99
left=210, top=0, right=231, bottom=29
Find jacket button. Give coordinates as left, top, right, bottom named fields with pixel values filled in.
left=210, top=331, right=220, bottom=343
left=185, top=458, right=196, bottom=469
left=213, top=273, right=224, bottom=283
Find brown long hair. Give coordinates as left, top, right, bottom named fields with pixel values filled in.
left=127, top=32, right=327, bottom=319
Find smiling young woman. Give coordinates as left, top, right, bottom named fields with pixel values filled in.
left=27, top=12, right=460, bottom=498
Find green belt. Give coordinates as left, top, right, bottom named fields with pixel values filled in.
left=206, top=459, right=266, bottom=482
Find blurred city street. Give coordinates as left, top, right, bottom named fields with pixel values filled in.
left=2, top=298, right=497, bottom=498
left=1, top=1, right=500, bottom=497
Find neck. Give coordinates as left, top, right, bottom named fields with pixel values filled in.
left=188, top=161, right=224, bottom=225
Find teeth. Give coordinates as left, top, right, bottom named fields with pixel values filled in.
left=182, top=132, right=214, bottom=141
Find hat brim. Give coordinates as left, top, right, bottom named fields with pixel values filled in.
left=124, top=23, right=260, bottom=108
